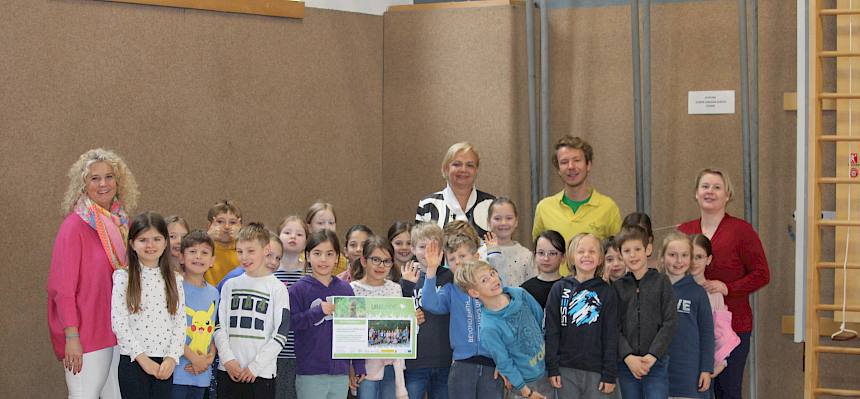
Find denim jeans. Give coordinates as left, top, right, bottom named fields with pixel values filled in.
left=358, top=365, right=396, bottom=399
left=404, top=366, right=450, bottom=399
left=172, top=384, right=206, bottom=399
left=617, top=355, right=670, bottom=399
left=447, top=361, right=504, bottom=399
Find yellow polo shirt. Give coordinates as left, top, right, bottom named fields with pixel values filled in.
left=532, top=189, right=622, bottom=276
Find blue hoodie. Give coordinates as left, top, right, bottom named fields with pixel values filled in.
left=289, top=275, right=366, bottom=376
left=668, top=274, right=714, bottom=398
left=480, top=287, right=546, bottom=391
left=422, top=274, right=493, bottom=362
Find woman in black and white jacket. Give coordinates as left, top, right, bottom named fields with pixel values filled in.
left=415, top=142, right=495, bottom=238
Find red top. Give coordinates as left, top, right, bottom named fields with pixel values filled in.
left=678, top=213, right=770, bottom=333
left=46, top=214, right=118, bottom=360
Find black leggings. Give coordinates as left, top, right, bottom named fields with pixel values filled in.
left=117, top=355, right=173, bottom=399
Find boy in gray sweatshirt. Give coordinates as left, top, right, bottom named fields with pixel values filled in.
left=612, top=225, right=676, bottom=399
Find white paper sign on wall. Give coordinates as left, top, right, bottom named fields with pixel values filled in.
left=688, top=90, right=735, bottom=115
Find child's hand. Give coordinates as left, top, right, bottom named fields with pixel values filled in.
left=493, top=369, right=512, bottom=389
left=223, top=359, right=243, bottom=382
left=424, top=240, right=443, bottom=278
left=702, top=279, right=729, bottom=296
left=321, top=301, right=335, bottom=315
left=350, top=373, right=366, bottom=389
left=519, top=385, right=546, bottom=398
left=156, top=357, right=176, bottom=380
left=238, top=367, right=256, bottom=383
left=624, top=355, right=645, bottom=379
left=135, top=354, right=160, bottom=377
left=189, top=351, right=209, bottom=373
left=549, top=376, right=562, bottom=389
left=713, top=361, right=726, bottom=377
left=401, top=261, right=421, bottom=283
left=484, top=232, right=498, bottom=248
left=698, top=371, right=711, bottom=392
left=599, top=382, right=615, bottom=394
left=207, top=224, right=222, bottom=240
left=642, top=354, right=657, bottom=372
left=416, top=308, right=426, bottom=325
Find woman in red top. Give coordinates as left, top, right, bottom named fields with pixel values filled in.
left=47, top=149, right=139, bottom=399
left=678, top=168, right=769, bottom=399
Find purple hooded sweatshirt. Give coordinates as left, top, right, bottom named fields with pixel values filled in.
left=289, top=275, right=366, bottom=376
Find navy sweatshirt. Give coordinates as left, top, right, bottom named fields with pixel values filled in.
left=400, top=268, right=454, bottom=369
left=545, top=276, right=619, bottom=383
left=668, top=275, right=714, bottom=398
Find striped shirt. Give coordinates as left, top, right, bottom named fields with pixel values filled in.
left=274, top=269, right=305, bottom=359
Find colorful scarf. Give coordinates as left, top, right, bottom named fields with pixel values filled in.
left=74, top=196, right=129, bottom=270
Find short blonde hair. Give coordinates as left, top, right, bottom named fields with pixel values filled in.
left=440, top=142, right=480, bottom=180
left=237, top=222, right=272, bottom=247
left=61, top=148, right=139, bottom=215
left=454, top=260, right=495, bottom=292
left=410, top=222, right=443, bottom=245
left=695, top=168, right=734, bottom=202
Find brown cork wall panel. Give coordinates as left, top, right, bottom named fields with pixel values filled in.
left=0, top=2, right=382, bottom=397
left=547, top=5, right=636, bottom=218
left=382, top=4, right=534, bottom=243
left=649, top=0, right=745, bottom=234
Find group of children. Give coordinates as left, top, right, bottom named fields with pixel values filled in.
left=109, top=197, right=739, bottom=399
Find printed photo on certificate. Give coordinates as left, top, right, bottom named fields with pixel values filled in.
left=331, top=296, right=418, bottom=359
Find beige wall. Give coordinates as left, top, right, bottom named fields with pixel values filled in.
left=0, top=2, right=382, bottom=397
left=2, top=0, right=811, bottom=397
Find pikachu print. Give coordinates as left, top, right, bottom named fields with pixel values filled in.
left=186, top=302, right=216, bottom=354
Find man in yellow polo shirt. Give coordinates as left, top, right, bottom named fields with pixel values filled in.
left=532, top=135, right=622, bottom=275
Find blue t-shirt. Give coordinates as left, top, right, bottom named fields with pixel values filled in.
left=174, top=280, right=220, bottom=387
left=216, top=266, right=244, bottom=292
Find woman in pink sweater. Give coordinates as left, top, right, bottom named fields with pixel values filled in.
left=47, top=149, right=139, bottom=399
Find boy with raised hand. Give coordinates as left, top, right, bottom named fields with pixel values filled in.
left=454, top=260, right=549, bottom=399
left=399, top=223, right=453, bottom=398
left=420, top=229, right=506, bottom=398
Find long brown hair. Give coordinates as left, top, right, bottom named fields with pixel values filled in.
left=126, top=211, right=180, bottom=315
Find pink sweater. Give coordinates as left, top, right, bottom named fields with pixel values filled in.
left=47, top=214, right=118, bottom=360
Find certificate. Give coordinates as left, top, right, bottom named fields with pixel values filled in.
left=331, top=296, right=417, bottom=359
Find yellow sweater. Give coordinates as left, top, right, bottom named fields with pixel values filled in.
left=204, top=240, right=238, bottom=286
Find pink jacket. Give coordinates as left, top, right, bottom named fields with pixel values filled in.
left=709, top=292, right=740, bottom=369
left=47, top=214, right=117, bottom=360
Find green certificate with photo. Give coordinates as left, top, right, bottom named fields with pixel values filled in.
left=331, top=296, right=418, bottom=359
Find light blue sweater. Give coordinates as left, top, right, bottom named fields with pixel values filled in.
left=480, top=287, right=546, bottom=390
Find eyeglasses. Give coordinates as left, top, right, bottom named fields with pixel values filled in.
left=536, top=250, right=561, bottom=258
left=368, top=256, right=394, bottom=267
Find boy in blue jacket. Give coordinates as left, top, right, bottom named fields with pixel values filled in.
left=454, top=259, right=549, bottom=399
left=421, top=231, right=506, bottom=398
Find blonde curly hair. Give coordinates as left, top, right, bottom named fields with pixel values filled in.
left=60, top=148, right=139, bottom=214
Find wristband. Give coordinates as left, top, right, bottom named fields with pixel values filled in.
left=65, top=333, right=80, bottom=339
